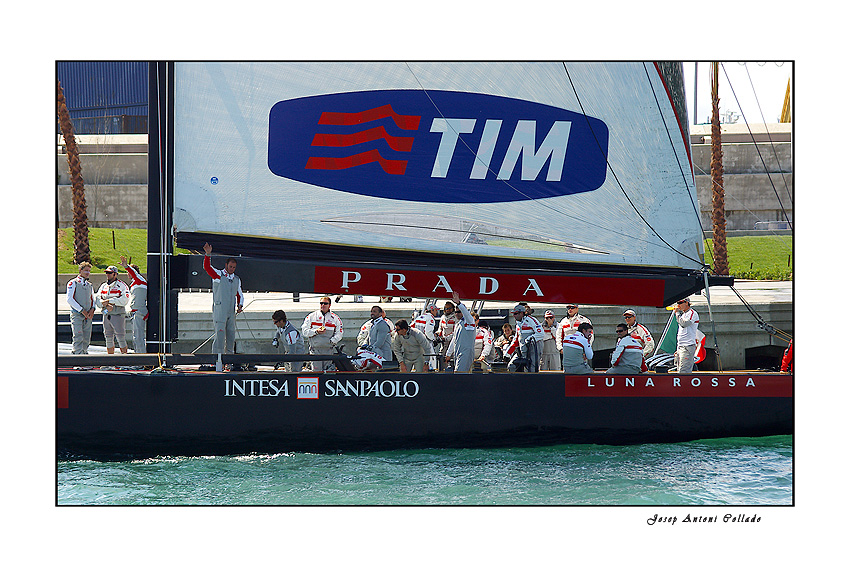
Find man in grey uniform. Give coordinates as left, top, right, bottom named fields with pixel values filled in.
left=445, top=292, right=476, bottom=373
left=367, top=305, right=393, bottom=363
left=203, top=243, right=244, bottom=355
left=66, top=262, right=95, bottom=354
left=392, top=320, right=431, bottom=372
left=272, top=309, right=306, bottom=372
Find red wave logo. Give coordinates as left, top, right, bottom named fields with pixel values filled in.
left=318, top=104, right=420, bottom=130
left=306, top=149, right=408, bottom=175
left=306, top=105, right=420, bottom=175
left=311, top=125, right=414, bottom=152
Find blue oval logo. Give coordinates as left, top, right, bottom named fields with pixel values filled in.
left=268, top=90, right=608, bottom=203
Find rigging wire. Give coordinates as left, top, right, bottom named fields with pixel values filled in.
left=402, top=62, right=701, bottom=262
left=741, top=63, right=793, bottom=205
left=720, top=63, right=793, bottom=228
left=693, top=161, right=792, bottom=253
left=729, top=285, right=792, bottom=342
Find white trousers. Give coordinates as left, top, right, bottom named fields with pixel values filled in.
left=674, top=344, right=696, bottom=374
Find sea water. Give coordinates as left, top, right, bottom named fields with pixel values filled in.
left=57, top=435, right=791, bottom=505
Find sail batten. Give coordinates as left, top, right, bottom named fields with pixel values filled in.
left=171, top=62, right=706, bottom=304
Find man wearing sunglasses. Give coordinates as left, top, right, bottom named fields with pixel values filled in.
left=607, top=323, right=644, bottom=374
left=556, top=303, right=593, bottom=358
left=301, top=296, right=343, bottom=371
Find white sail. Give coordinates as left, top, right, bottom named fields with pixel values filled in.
left=172, top=62, right=703, bottom=271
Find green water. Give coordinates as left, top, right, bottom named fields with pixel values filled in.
left=57, top=436, right=792, bottom=505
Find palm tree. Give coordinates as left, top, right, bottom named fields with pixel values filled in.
left=710, top=63, right=729, bottom=275
left=57, top=80, right=90, bottom=264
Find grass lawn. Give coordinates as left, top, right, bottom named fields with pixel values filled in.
left=704, top=235, right=792, bottom=280
left=57, top=228, right=191, bottom=273
left=58, top=228, right=793, bottom=281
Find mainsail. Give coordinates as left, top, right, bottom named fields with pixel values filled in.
left=153, top=62, right=724, bottom=311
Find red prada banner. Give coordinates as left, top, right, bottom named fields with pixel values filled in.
left=315, top=266, right=665, bottom=306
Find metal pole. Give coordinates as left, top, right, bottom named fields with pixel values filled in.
left=703, top=270, right=722, bottom=372
left=693, top=62, right=698, bottom=125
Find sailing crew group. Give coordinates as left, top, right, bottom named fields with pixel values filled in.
left=66, top=252, right=705, bottom=375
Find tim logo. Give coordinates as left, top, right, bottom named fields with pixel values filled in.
left=268, top=90, right=608, bottom=203
left=297, top=376, right=319, bottom=399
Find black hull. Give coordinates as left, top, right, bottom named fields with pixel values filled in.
left=57, top=371, right=792, bottom=460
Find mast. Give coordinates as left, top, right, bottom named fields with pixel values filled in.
left=710, top=62, right=729, bottom=275
left=146, top=61, right=176, bottom=353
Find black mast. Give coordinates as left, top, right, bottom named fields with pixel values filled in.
left=146, top=61, right=176, bottom=353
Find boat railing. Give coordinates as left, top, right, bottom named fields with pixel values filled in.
left=57, top=352, right=360, bottom=372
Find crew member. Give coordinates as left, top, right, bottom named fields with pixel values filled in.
left=203, top=243, right=244, bottom=355
left=556, top=303, right=594, bottom=357
left=120, top=256, right=147, bottom=353
left=436, top=300, right=456, bottom=370
left=392, top=319, right=431, bottom=372
left=493, top=323, right=515, bottom=362
left=507, top=303, right=546, bottom=372
left=272, top=310, right=306, bottom=372
left=673, top=298, right=700, bottom=374
left=412, top=303, right=440, bottom=370
left=623, top=309, right=655, bottom=358
left=367, top=305, right=393, bottom=363
left=95, top=265, right=131, bottom=354
left=302, top=296, right=343, bottom=371
left=607, top=323, right=645, bottom=374
left=474, top=318, right=496, bottom=373
left=539, top=310, right=561, bottom=370
left=562, top=322, right=594, bottom=374
left=780, top=339, right=793, bottom=373
left=445, top=293, right=475, bottom=372
left=66, top=262, right=95, bottom=354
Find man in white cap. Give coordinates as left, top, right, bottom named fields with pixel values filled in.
left=95, top=265, right=131, bottom=354
left=507, top=303, right=546, bottom=372
left=302, top=296, right=344, bottom=371
left=623, top=309, right=655, bottom=358
left=539, top=310, right=561, bottom=370
left=673, top=297, right=700, bottom=374
left=556, top=303, right=593, bottom=358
